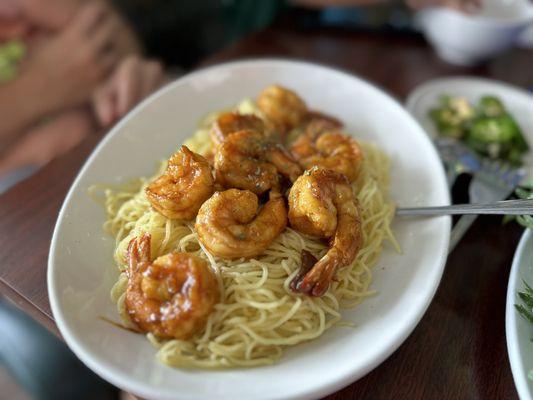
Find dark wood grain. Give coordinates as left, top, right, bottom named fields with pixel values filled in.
left=0, top=24, right=531, bottom=399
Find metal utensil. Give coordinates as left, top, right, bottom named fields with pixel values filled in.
left=434, top=138, right=525, bottom=252
left=397, top=199, right=533, bottom=216
left=448, top=158, right=525, bottom=251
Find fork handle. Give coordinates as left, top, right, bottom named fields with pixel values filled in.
left=397, top=199, right=533, bottom=216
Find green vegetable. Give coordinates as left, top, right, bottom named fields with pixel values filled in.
left=429, top=108, right=464, bottom=139
left=429, top=94, right=529, bottom=165
left=507, top=185, right=533, bottom=228
left=467, top=116, right=518, bottom=159
left=479, top=96, right=506, bottom=118
left=0, top=40, right=25, bottom=83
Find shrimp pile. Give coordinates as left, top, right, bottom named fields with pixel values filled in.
left=103, top=84, right=393, bottom=357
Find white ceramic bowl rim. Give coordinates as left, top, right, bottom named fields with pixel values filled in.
left=423, top=5, right=533, bottom=26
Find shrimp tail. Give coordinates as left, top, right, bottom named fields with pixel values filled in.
left=289, top=250, right=317, bottom=292
left=293, top=252, right=339, bottom=297
left=127, top=233, right=151, bottom=276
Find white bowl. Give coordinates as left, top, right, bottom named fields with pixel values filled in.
left=418, top=1, right=533, bottom=66
left=48, top=59, right=451, bottom=400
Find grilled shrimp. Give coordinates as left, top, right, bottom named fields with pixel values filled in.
left=302, top=112, right=343, bottom=139
left=257, top=85, right=307, bottom=136
left=146, top=146, right=214, bottom=220
left=290, top=131, right=363, bottom=182
left=210, top=112, right=266, bottom=148
left=288, top=167, right=362, bottom=296
left=195, top=189, right=287, bottom=259
left=125, top=233, right=219, bottom=340
left=214, top=130, right=302, bottom=194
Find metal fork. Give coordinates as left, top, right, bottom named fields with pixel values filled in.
left=435, top=139, right=525, bottom=253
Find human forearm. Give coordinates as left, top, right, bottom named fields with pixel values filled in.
left=0, top=71, right=50, bottom=151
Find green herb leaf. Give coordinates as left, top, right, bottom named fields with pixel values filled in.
left=515, top=304, right=533, bottom=323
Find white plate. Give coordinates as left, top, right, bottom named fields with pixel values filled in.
left=506, top=229, right=533, bottom=400
left=406, top=76, right=533, bottom=179
left=48, top=59, right=451, bottom=400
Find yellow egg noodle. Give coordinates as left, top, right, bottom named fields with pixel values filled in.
left=95, top=100, right=399, bottom=368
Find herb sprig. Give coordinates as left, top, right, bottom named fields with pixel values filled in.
left=515, top=280, right=533, bottom=324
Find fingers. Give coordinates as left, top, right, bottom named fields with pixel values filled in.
left=115, top=57, right=142, bottom=116
left=0, top=0, right=22, bottom=19
left=88, top=13, right=121, bottom=55
left=140, top=61, right=164, bottom=99
left=93, top=84, right=116, bottom=127
left=93, top=57, right=165, bottom=127
left=70, top=1, right=107, bottom=36
left=115, top=57, right=164, bottom=116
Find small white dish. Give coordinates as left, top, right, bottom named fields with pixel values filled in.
left=417, top=0, right=533, bottom=66
left=406, top=76, right=533, bottom=179
left=48, top=59, right=450, bottom=400
left=506, top=229, right=533, bottom=400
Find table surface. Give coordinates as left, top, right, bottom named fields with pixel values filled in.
left=1, top=24, right=532, bottom=399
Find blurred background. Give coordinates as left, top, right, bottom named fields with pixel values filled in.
left=0, top=0, right=531, bottom=398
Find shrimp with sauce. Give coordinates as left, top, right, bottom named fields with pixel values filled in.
left=301, top=112, right=343, bottom=139
left=288, top=167, right=362, bottom=296
left=290, top=131, right=363, bottom=182
left=125, top=233, right=219, bottom=340
left=257, top=85, right=307, bottom=137
left=146, top=146, right=214, bottom=220
left=210, top=112, right=266, bottom=149
left=195, top=189, right=287, bottom=259
left=214, top=130, right=302, bottom=194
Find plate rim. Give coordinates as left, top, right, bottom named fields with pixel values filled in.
left=48, top=58, right=451, bottom=400
left=405, top=75, right=533, bottom=123
left=506, top=228, right=533, bottom=400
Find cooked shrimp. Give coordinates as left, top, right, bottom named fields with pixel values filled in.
left=290, top=131, right=363, bottom=182
left=195, top=189, right=287, bottom=259
left=288, top=167, right=362, bottom=296
left=146, top=146, right=214, bottom=220
left=214, top=130, right=302, bottom=194
left=125, top=233, right=219, bottom=340
left=257, top=85, right=307, bottom=136
left=302, top=112, right=343, bottom=139
left=210, top=112, right=266, bottom=148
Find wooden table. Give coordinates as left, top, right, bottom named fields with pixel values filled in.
left=1, top=24, right=532, bottom=399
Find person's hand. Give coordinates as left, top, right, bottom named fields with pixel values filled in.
left=0, top=107, right=94, bottom=175
left=407, top=0, right=482, bottom=13
left=92, top=56, right=164, bottom=127
left=0, top=0, right=29, bottom=40
left=19, top=0, right=141, bottom=57
left=19, top=2, right=122, bottom=115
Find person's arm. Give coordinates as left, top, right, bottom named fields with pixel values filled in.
left=0, top=1, right=122, bottom=153
left=0, top=71, right=50, bottom=151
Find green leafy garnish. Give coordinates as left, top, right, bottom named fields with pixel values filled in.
left=516, top=280, right=533, bottom=323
